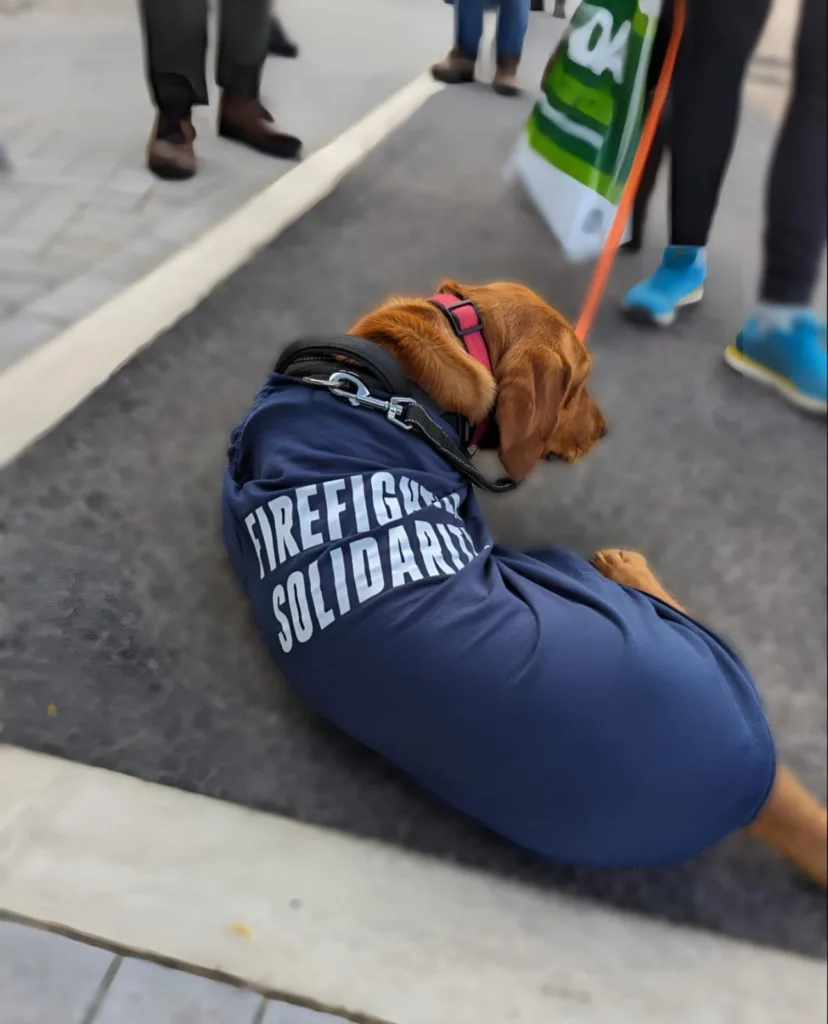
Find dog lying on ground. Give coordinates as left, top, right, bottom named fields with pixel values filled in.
left=222, top=279, right=826, bottom=886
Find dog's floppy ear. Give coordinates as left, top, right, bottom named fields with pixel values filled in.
left=496, top=343, right=568, bottom=480
left=431, top=278, right=606, bottom=473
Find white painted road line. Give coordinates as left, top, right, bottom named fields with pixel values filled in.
left=0, top=72, right=444, bottom=473
left=0, top=748, right=824, bottom=1024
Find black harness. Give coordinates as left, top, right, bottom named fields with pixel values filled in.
left=274, top=335, right=517, bottom=494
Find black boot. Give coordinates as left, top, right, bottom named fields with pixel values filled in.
left=268, top=16, right=299, bottom=59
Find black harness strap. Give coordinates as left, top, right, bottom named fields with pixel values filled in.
left=278, top=335, right=412, bottom=395
left=274, top=336, right=517, bottom=494
left=391, top=401, right=517, bottom=494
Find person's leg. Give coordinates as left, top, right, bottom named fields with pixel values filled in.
left=140, top=0, right=209, bottom=110
left=725, top=0, right=827, bottom=413
left=622, top=0, right=673, bottom=252
left=139, top=0, right=207, bottom=179
left=431, top=0, right=485, bottom=84
left=624, top=0, right=772, bottom=325
left=216, top=0, right=302, bottom=159
left=268, top=4, right=298, bottom=58
left=760, top=0, right=826, bottom=308
left=216, top=0, right=269, bottom=100
left=669, top=0, right=772, bottom=246
left=492, top=0, right=531, bottom=95
left=455, top=0, right=487, bottom=59
left=621, top=94, right=670, bottom=253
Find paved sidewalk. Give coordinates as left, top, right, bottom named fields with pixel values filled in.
left=1, top=752, right=824, bottom=1024
left=0, top=0, right=455, bottom=373
left=1, top=918, right=352, bottom=1024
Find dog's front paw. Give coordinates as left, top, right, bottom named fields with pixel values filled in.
left=592, top=548, right=652, bottom=586
left=592, top=548, right=684, bottom=610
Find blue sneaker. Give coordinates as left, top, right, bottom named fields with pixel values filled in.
left=724, top=313, right=827, bottom=414
left=623, top=246, right=706, bottom=327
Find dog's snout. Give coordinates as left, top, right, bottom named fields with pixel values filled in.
left=600, top=423, right=609, bottom=439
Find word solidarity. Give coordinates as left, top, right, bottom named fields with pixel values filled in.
left=242, top=472, right=484, bottom=652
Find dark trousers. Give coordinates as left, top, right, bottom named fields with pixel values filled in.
left=140, top=0, right=270, bottom=111
left=666, top=0, right=826, bottom=304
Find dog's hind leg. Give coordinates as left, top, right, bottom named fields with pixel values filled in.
left=746, top=766, right=827, bottom=888
left=592, top=547, right=828, bottom=888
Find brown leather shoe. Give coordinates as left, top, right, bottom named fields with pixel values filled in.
left=217, top=94, right=302, bottom=160
left=430, top=48, right=476, bottom=85
left=492, top=57, right=521, bottom=96
left=147, top=112, right=196, bottom=180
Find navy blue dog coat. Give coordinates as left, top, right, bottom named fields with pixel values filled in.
left=222, top=366, right=775, bottom=868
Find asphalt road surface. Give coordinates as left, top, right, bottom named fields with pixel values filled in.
left=1, top=84, right=825, bottom=957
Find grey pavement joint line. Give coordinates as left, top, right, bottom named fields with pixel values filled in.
left=0, top=911, right=385, bottom=1024
left=251, top=997, right=270, bottom=1024
left=80, top=955, right=123, bottom=1024
left=92, top=957, right=264, bottom=1024
left=261, top=1002, right=353, bottom=1023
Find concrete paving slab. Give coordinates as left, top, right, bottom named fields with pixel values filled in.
left=94, top=957, right=263, bottom=1024
left=0, top=915, right=370, bottom=1024
left=0, top=918, right=113, bottom=1024
left=0, top=311, right=61, bottom=372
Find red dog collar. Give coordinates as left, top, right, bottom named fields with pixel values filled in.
left=428, top=293, right=492, bottom=448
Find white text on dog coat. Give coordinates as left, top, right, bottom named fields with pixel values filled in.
left=243, top=472, right=482, bottom=652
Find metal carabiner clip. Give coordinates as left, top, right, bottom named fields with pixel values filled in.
left=303, top=371, right=384, bottom=410
left=328, top=372, right=383, bottom=409
left=303, top=371, right=416, bottom=430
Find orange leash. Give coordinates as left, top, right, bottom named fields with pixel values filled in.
left=574, top=0, right=686, bottom=343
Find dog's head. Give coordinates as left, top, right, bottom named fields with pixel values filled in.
left=350, top=279, right=607, bottom=480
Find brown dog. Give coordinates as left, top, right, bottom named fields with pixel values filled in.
left=350, top=278, right=827, bottom=888
left=224, top=279, right=826, bottom=887
left=352, top=279, right=607, bottom=478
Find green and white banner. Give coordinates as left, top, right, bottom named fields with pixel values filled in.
left=509, top=0, right=662, bottom=262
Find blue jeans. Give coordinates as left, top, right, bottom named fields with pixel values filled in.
left=454, top=0, right=530, bottom=61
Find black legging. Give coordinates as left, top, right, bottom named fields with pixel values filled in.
left=670, top=0, right=827, bottom=304
left=627, top=0, right=674, bottom=250
left=759, top=0, right=826, bottom=304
